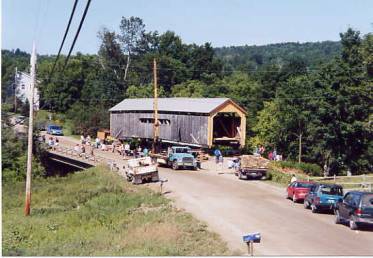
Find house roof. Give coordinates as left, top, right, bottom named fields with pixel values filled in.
left=109, top=98, right=246, bottom=114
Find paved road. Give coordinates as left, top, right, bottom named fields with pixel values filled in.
left=156, top=164, right=373, bottom=255
left=46, top=135, right=373, bottom=255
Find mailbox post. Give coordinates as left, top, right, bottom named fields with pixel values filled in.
left=243, top=232, right=261, bottom=256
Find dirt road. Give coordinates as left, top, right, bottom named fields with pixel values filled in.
left=47, top=135, right=373, bottom=255
left=156, top=164, right=373, bottom=255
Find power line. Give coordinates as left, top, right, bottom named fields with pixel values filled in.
left=62, top=0, right=92, bottom=72
left=49, top=0, right=79, bottom=80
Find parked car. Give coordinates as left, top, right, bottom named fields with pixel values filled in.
left=286, top=181, right=315, bottom=203
left=304, top=183, right=344, bottom=213
left=334, top=191, right=373, bottom=230
left=47, top=125, right=63, bottom=135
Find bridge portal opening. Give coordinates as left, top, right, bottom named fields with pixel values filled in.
left=212, top=112, right=242, bottom=143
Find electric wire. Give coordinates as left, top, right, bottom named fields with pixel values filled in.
left=49, top=0, right=79, bottom=80
left=62, top=0, right=92, bottom=72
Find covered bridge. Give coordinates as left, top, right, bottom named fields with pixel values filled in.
left=109, top=98, right=247, bottom=147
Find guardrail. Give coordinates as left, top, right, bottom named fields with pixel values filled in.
left=307, top=174, right=373, bottom=192
left=48, top=145, right=116, bottom=166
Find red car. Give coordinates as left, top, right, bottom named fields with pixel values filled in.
left=286, top=181, right=315, bottom=203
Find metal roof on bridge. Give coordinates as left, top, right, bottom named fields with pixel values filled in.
left=109, top=98, right=232, bottom=114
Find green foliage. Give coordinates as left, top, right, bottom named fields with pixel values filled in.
left=126, top=84, right=166, bottom=98
left=66, top=103, right=109, bottom=136
left=2, top=166, right=230, bottom=256
left=1, top=127, right=46, bottom=183
left=274, top=161, right=322, bottom=176
left=266, top=166, right=309, bottom=186
left=171, top=80, right=205, bottom=97
left=215, top=41, right=341, bottom=71
left=251, top=101, right=280, bottom=149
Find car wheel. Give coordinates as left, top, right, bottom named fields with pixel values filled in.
left=304, top=200, right=310, bottom=209
left=335, top=210, right=342, bottom=224
left=172, top=161, right=179, bottom=170
left=311, top=204, right=318, bottom=213
left=349, top=216, right=358, bottom=230
left=285, top=192, right=290, bottom=199
left=292, top=194, right=297, bottom=203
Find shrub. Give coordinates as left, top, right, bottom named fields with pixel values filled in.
left=266, top=167, right=309, bottom=185
left=275, top=161, right=322, bottom=176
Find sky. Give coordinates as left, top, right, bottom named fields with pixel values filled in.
left=2, top=0, right=373, bottom=55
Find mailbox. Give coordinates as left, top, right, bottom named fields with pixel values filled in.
left=243, top=232, right=261, bottom=243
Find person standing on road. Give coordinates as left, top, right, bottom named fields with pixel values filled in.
left=143, top=147, right=149, bottom=156
left=86, top=135, right=91, bottom=146
left=268, top=151, right=273, bottom=160
left=124, top=142, right=130, bottom=156
left=81, top=135, right=86, bottom=145
left=291, top=174, right=297, bottom=183
left=214, top=148, right=222, bottom=164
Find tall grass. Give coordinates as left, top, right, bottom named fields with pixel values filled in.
left=2, top=166, right=230, bottom=256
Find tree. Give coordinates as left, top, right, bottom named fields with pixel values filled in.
left=251, top=101, right=281, bottom=150
left=275, top=75, right=315, bottom=162
left=118, top=16, right=146, bottom=81
left=171, top=80, right=205, bottom=97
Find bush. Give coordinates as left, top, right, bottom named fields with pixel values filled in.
left=275, top=161, right=322, bottom=176
left=266, top=167, right=309, bottom=185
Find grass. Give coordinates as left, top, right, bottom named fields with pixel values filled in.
left=309, top=174, right=373, bottom=191
left=2, top=166, right=230, bottom=256
left=265, top=164, right=373, bottom=191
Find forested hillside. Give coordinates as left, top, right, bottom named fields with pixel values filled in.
left=2, top=16, right=372, bottom=176
left=215, top=41, right=341, bottom=70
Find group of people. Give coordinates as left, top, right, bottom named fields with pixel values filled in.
left=47, top=136, right=59, bottom=150
left=254, top=145, right=283, bottom=161
left=81, top=135, right=92, bottom=146
left=74, top=143, right=95, bottom=158
left=115, top=142, right=149, bottom=158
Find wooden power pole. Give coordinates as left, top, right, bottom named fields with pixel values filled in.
left=152, top=58, right=160, bottom=154
left=25, top=42, right=36, bottom=216
left=14, top=67, right=18, bottom=112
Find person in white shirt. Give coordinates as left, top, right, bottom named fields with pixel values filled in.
left=291, top=174, right=297, bottom=183
left=124, top=143, right=130, bottom=156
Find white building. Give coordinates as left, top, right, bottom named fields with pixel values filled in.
left=15, top=71, right=40, bottom=110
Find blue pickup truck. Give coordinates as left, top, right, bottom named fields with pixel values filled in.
left=153, top=146, right=197, bottom=170
left=304, top=183, right=344, bottom=213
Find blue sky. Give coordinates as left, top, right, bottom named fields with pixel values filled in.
left=2, top=0, right=373, bottom=55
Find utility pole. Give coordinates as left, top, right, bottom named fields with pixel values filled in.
left=25, top=42, right=36, bottom=216
left=14, top=67, right=18, bottom=112
left=152, top=58, right=160, bottom=154
left=298, top=133, right=302, bottom=164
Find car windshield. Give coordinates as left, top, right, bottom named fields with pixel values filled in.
left=50, top=126, right=61, bottom=130
left=297, top=182, right=313, bottom=188
left=320, top=186, right=343, bottom=196
left=361, top=194, right=373, bottom=208
left=175, top=148, right=189, bottom=153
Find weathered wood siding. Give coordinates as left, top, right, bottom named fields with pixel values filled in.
left=110, top=112, right=209, bottom=145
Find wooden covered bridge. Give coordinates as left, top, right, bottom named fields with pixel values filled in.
left=109, top=98, right=247, bottom=147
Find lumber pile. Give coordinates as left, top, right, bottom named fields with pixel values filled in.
left=240, top=155, right=270, bottom=168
